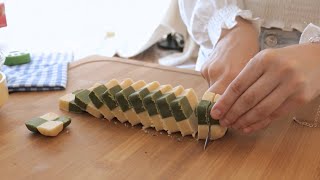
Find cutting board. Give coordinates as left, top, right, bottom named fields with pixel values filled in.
left=1, top=56, right=320, bottom=180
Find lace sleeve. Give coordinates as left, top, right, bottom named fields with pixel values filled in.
left=179, top=0, right=261, bottom=49
left=299, top=23, right=320, bottom=44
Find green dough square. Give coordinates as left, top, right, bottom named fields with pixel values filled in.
left=128, top=87, right=150, bottom=114
left=170, top=96, right=193, bottom=122
left=143, top=90, right=163, bottom=116
left=102, top=85, right=122, bottom=110
left=25, top=118, right=47, bottom=133
left=156, top=93, right=176, bottom=119
left=54, top=116, right=72, bottom=128
left=196, top=100, right=211, bottom=125
left=89, top=85, right=107, bottom=109
left=115, top=86, right=135, bottom=112
left=89, top=92, right=103, bottom=108
left=69, top=101, right=84, bottom=113
left=72, top=89, right=84, bottom=94
left=208, top=103, right=220, bottom=125
left=74, top=89, right=91, bottom=110
left=93, top=84, right=108, bottom=96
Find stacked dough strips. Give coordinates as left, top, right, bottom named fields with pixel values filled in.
left=59, top=79, right=227, bottom=140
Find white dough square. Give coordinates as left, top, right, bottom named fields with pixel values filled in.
left=37, top=121, right=64, bottom=137
left=40, top=112, right=59, bottom=121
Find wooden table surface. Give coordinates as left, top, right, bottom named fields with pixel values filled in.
left=1, top=56, right=320, bottom=180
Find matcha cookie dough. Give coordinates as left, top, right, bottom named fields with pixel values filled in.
left=25, top=112, right=71, bottom=137
left=57, top=78, right=229, bottom=145
left=209, top=94, right=228, bottom=140
left=115, top=80, right=147, bottom=125
left=59, top=91, right=83, bottom=114
left=196, top=91, right=215, bottom=140
left=170, top=88, right=198, bottom=137
left=156, top=85, right=184, bottom=134
left=128, top=81, right=160, bottom=127
left=142, top=85, right=173, bottom=130
left=74, top=85, right=103, bottom=118
left=196, top=92, right=227, bottom=140
left=89, top=81, right=116, bottom=120
left=102, top=79, right=134, bottom=123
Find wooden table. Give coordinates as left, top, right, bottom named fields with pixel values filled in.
left=1, top=56, right=320, bottom=180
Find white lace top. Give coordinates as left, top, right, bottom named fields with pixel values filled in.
left=179, top=0, right=320, bottom=49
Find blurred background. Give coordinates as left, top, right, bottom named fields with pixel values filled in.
left=0, top=0, right=195, bottom=62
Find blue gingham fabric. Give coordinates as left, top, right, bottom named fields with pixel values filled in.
left=1, top=51, right=73, bottom=92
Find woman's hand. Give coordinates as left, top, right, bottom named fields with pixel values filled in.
left=211, top=43, right=320, bottom=133
left=201, top=17, right=259, bottom=94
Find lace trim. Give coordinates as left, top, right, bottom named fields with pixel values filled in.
left=207, top=5, right=261, bottom=49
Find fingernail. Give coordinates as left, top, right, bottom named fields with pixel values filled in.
left=211, top=108, right=222, bottom=119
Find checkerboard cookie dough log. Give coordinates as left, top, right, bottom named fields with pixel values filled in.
left=170, top=88, right=198, bottom=137
left=196, top=92, right=227, bottom=140
left=156, top=85, right=185, bottom=134
left=74, top=85, right=103, bottom=118
left=101, top=78, right=134, bottom=123
left=196, top=91, right=215, bottom=140
left=128, top=81, right=160, bottom=127
left=25, top=112, right=71, bottom=136
left=59, top=91, right=84, bottom=113
left=89, top=81, right=116, bottom=120
left=116, top=80, right=147, bottom=125
left=142, top=85, right=173, bottom=130
left=209, top=94, right=227, bottom=140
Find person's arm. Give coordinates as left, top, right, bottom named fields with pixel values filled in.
left=202, top=17, right=260, bottom=94
left=211, top=38, right=320, bottom=133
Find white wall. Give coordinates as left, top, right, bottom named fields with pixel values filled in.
left=0, top=0, right=171, bottom=59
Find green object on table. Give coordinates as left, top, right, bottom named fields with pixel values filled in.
left=4, top=51, right=31, bottom=66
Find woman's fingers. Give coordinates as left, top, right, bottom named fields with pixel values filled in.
left=200, top=61, right=211, bottom=83
left=242, top=118, right=272, bottom=134
left=242, top=95, right=302, bottom=133
left=269, top=94, right=304, bottom=120
left=231, top=83, right=291, bottom=130
left=219, top=72, right=279, bottom=127
left=210, top=57, right=264, bottom=120
left=207, top=78, right=230, bottom=95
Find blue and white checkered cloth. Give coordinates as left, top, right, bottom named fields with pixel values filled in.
left=1, top=51, right=73, bottom=92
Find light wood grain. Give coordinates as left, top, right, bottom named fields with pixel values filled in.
left=0, top=56, right=319, bottom=180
